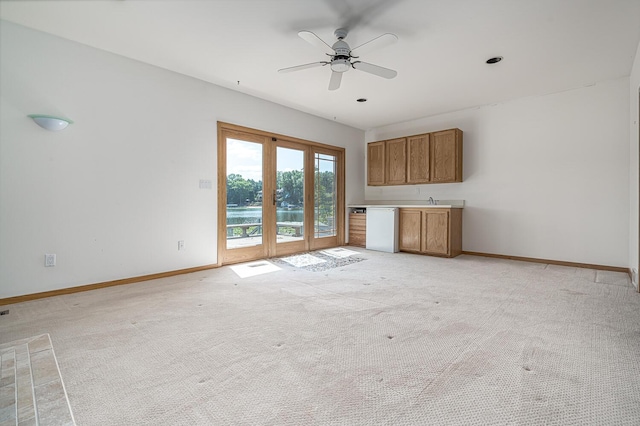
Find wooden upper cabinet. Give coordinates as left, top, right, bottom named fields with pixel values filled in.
left=407, top=134, right=430, bottom=184
left=431, top=129, right=463, bottom=183
left=367, top=141, right=385, bottom=186
left=367, top=128, right=462, bottom=186
left=386, top=138, right=407, bottom=185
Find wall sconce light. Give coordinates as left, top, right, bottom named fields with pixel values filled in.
left=28, top=114, right=73, bottom=131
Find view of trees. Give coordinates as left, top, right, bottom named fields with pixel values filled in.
left=227, top=170, right=306, bottom=207
left=277, top=170, right=304, bottom=206
left=314, top=169, right=335, bottom=228
left=226, top=174, right=261, bottom=206
left=227, top=168, right=336, bottom=235
left=226, top=168, right=335, bottom=219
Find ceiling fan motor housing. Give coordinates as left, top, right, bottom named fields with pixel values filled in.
left=332, top=40, right=351, bottom=56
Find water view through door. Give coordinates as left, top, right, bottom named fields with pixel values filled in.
left=226, top=137, right=263, bottom=250
left=218, top=123, right=344, bottom=265
left=225, top=144, right=307, bottom=251
left=274, top=145, right=306, bottom=256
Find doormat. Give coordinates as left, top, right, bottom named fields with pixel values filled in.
left=0, top=334, right=76, bottom=425
left=274, top=249, right=365, bottom=272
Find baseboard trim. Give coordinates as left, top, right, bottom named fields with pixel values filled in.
left=461, top=251, right=628, bottom=273
left=2, top=253, right=630, bottom=305
left=0, top=264, right=218, bottom=306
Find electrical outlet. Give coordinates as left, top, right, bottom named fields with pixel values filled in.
left=178, top=240, right=185, bottom=251
left=44, top=254, right=56, bottom=267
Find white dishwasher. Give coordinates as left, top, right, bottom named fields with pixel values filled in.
left=365, top=207, right=399, bottom=253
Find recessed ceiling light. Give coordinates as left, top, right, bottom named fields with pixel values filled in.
left=486, top=56, right=503, bottom=64
left=357, top=98, right=367, bottom=102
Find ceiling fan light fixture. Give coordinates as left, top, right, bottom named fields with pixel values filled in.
left=331, top=59, right=351, bottom=73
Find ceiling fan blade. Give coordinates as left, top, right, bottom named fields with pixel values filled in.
left=350, top=33, right=398, bottom=56
left=328, top=71, right=343, bottom=91
left=352, top=61, right=397, bottom=79
left=298, top=30, right=335, bottom=55
left=278, top=61, right=328, bottom=73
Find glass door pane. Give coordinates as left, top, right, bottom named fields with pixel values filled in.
left=314, top=152, right=337, bottom=238
left=276, top=147, right=305, bottom=244
left=219, top=122, right=344, bottom=264
left=226, top=138, right=263, bottom=249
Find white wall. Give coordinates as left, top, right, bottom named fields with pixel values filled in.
left=0, top=21, right=364, bottom=298
left=367, top=78, right=630, bottom=268
left=629, top=39, right=640, bottom=290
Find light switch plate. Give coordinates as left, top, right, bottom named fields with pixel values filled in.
left=199, top=179, right=212, bottom=189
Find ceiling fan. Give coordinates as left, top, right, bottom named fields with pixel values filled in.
left=278, top=28, right=398, bottom=91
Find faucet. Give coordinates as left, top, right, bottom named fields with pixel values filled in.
left=427, top=197, right=437, bottom=205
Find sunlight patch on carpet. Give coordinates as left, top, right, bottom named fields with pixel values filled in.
left=321, top=247, right=360, bottom=259
left=280, top=253, right=327, bottom=268
left=273, top=249, right=365, bottom=272
left=230, top=261, right=282, bottom=278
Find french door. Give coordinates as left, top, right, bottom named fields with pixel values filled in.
left=217, top=123, right=344, bottom=265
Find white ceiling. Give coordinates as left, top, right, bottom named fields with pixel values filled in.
left=1, top=0, right=640, bottom=130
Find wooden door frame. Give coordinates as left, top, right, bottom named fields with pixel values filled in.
left=217, top=122, right=345, bottom=266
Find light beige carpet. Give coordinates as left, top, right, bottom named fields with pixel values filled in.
left=0, top=249, right=639, bottom=425
left=0, top=334, right=75, bottom=426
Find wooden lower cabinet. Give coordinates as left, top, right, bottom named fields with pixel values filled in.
left=399, top=208, right=462, bottom=257
left=423, top=210, right=449, bottom=255
left=348, top=213, right=366, bottom=247
left=398, top=209, right=421, bottom=251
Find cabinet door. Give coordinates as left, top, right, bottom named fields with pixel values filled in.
left=399, top=209, right=422, bottom=252
left=407, top=134, right=430, bottom=184
left=431, top=129, right=461, bottom=183
left=367, top=141, right=385, bottom=185
left=348, top=213, right=366, bottom=247
left=422, top=210, right=449, bottom=255
left=386, top=138, right=407, bottom=185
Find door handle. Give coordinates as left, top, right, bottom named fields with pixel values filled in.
left=272, top=190, right=276, bottom=206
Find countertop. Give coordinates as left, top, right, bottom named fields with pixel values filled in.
left=348, top=200, right=464, bottom=209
